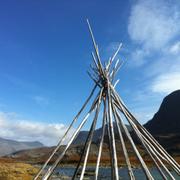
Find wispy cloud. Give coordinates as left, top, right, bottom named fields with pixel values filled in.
left=169, top=41, right=180, bottom=55
left=128, top=0, right=180, bottom=91
left=128, top=0, right=180, bottom=65
left=33, top=95, right=49, bottom=106
left=129, top=49, right=149, bottom=67
left=0, top=111, right=72, bottom=146
left=151, top=72, right=180, bottom=94
left=128, top=0, right=180, bottom=51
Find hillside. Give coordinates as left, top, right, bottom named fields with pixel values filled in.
left=7, top=141, right=153, bottom=167
left=144, top=90, right=180, bottom=155
left=0, top=137, right=44, bottom=156
left=144, top=90, right=180, bottom=135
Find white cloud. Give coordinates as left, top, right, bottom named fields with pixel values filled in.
left=128, top=0, right=180, bottom=50
left=142, top=51, right=180, bottom=81
left=169, top=41, right=180, bottom=55
left=0, top=112, right=73, bottom=146
left=151, top=72, right=180, bottom=94
left=127, top=0, right=180, bottom=67
left=130, top=49, right=149, bottom=66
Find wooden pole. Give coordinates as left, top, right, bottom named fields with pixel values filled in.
left=111, top=102, right=135, bottom=180
left=34, top=84, right=97, bottom=180
left=91, top=52, right=100, bottom=74
left=107, top=85, right=119, bottom=180
left=111, top=86, right=180, bottom=174
left=111, top=93, right=154, bottom=179
left=42, top=91, right=101, bottom=180
left=114, top=102, right=174, bottom=180
left=95, top=99, right=107, bottom=180
left=106, top=107, right=114, bottom=178
left=106, top=43, right=122, bottom=71
left=114, top=107, right=154, bottom=179
left=111, top=87, right=176, bottom=179
left=113, top=79, right=120, bottom=88
left=87, top=19, right=104, bottom=76
left=79, top=89, right=103, bottom=180
left=71, top=95, right=102, bottom=180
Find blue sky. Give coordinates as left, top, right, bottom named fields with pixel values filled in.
left=0, top=0, right=180, bottom=145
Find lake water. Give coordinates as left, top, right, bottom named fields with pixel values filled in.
left=53, top=166, right=180, bottom=179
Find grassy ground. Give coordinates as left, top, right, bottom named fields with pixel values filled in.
left=0, top=158, right=38, bottom=180
left=0, top=156, right=179, bottom=180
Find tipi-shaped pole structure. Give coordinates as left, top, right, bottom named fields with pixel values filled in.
left=34, top=20, right=180, bottom=180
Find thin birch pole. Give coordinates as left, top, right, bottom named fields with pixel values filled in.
left=139, top=128, right=180, bottom=174
left=95, top=99, right=107, bottom=180
left=71, top=106, right=99, bottom=180
left=112, top=87, right=180, bottom=174
left=113, top=103, right=154, bottom=179
left=90, top=64, right=99, bottom=77
left=72, top=104, right=100, bottom=180
left=111, top=84, right=180, bottom=174
left=106, top=108, right=114, bottom=178
left=71, top=105, right=101, bottom=180
left=128, top=121, right=174, bottom=179
left=112, top=92, right=178, bottom=179
left=106, top=43, right=122, bottom=71
left=92, top=52, right=101, bottom=74
left=72, top=95, right=103, bottom=180
left=87, top=71, right=101, bottom=87
left=140, top=132, right=174, bottom=179
left=136, top=123, right=180, bottom=173
left=107, top=85, right=119, bottom=180
left=87, top=19, right=104, bottom=76
left=110, top=43, right=122, bottom=65
left=34, top=84, right=97, bottom=180
left=114, top=102, right=173, bottom=180
left=113, top=79, right=119, bottom=88
left=111, top=103, right=135, bottom=180
left=72, top=128, right=92, bottom=179
left=79, top=89, right=103, bottom=180
left=139, top=129, right=180, bottom=175
left=42, top=92, right=100, bottom=180
left=110, top=63, right=121, bottom=82
left=112, top=91, right=175, bottom=179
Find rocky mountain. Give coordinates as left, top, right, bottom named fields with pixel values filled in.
left=144, top=90, right=180, bottom=135
left=0, top=137, right=44, bottom=156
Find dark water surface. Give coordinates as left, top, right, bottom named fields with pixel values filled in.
left=54, top=166, right=180, bottom=179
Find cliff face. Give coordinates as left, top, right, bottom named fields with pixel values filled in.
left=144, top=90, right=180, bottom=135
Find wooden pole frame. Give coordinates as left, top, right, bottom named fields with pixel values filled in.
left=35, top=19, right=180, bottom=180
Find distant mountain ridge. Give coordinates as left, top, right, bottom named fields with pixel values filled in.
left=0, top=137, right=44, bottom=156
left=1, top=90, right=180, bottom=159
left=73, top=124, right=132, bottom=145
left=144, top=90, right=180, bottom=135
